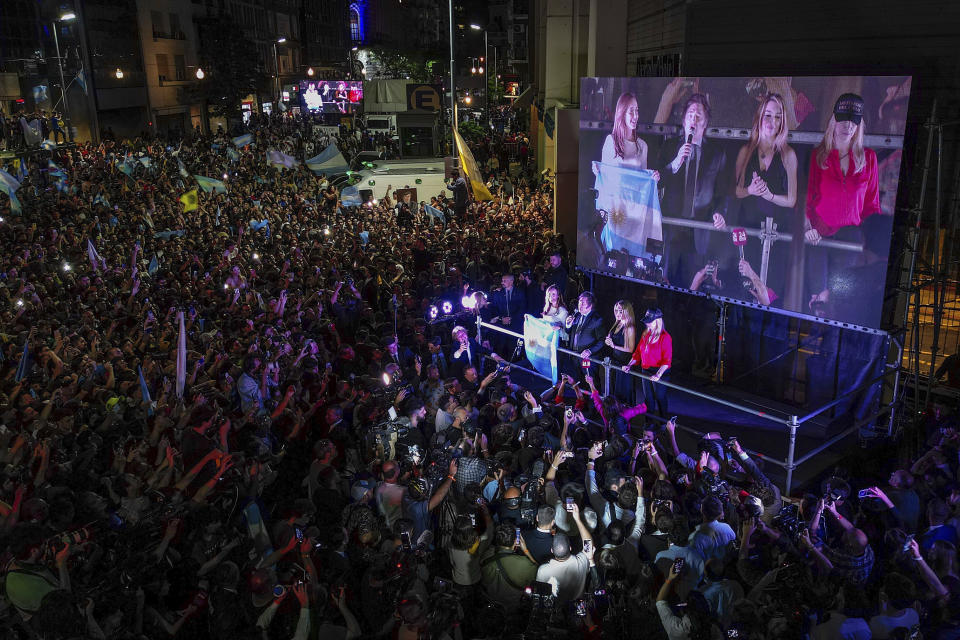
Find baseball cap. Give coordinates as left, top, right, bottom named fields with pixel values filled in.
left=833, top=93, right=864, bottom=125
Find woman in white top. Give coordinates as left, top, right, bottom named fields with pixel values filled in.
left=601, top=92, right=655, bottom=173
left=541, top=285, right=569, bottom=339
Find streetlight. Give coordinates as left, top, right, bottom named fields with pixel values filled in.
left=470, top=24, right=489, bottom=129
left=274, top=37, right=287, bottom=107
left=115, top=67, right=123, bottom=79
left=195, top=67, right=205, bottom=80
left=52, top=12, right=76, bottom=142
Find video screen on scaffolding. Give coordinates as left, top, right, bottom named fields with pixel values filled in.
left=576, top=76, right=912, bottom=329
left=299, top=80, right=363, bottom=114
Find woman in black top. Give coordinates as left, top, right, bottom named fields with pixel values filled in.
left=733, top=93, right=798, bottom=303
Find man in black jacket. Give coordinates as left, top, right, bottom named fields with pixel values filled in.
left=563, top=291, right=606, bottom=382
left=656, top=93, right=729, bottom=289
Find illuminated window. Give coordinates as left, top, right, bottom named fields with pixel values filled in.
left=350, top=7, right=360, bottom=42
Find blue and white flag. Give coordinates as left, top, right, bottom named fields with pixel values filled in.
left=138, top=157, right=152, bottom=168
left=424, top=203, right=446, bottom=226
left=15, top=339, right=30, bottom=383
left=20, top=118, right=42, bottom=146
left=593, top=162, right=663, bottom=259
left=0, top=169, right=21, bottom=193
left=40, top=140, right=57, bottom=151
left=148, top=255, right=159, bottom=274
left=176, top=312, right=186, bottom=399
left=177, top=158, right=189, bottom=178
left=92, top=194, right=110, bottom=208
left=523, top=314, right=560, bottom=384
left=117, top=159, right=136, bottom=177
left=0, top=182, right=22, bottom=214
left=266, top=149, right=297, bottom=169
left=226, top=147, right=240, bottom=162
left=305, top=145, right=349, bottom=174
left=193, top=175, right=227, bottom=194
left=249, top=219, right=270, bottom=238
left=138, top=366, right=154, bottom=415
left=87, top=238, right=106, bottom=272
left=75, top=68, right=87, bottom=95
left=232, top=133, right=253, bottom=148
left=340, top=185, right=362, bottom=206
left=153, top=229, right=185, bottom=240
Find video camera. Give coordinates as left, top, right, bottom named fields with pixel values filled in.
left=771, top=503, right=806, bottom=543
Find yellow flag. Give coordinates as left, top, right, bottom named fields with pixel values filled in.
left=179, top=189, right=198, bottom=212
left=453, top=128, right=493, bottom=201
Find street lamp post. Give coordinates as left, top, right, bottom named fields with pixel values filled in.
left=470, top=24, right=489, bottom=130
left=52, top=12, right=76, bottom=142
left=448, top=0, right=456, bottom=133
left=274, top=37, right=286, bottom=110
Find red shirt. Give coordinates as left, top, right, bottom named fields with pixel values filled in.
left=806, top=148, right=880, bottom=237
left=631, top=331, right=672, bottom=370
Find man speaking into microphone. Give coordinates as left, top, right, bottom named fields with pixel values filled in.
left=656, top=93, right=730, bottom=289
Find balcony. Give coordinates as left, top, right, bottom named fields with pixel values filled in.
left=152, top=31, right=187, bottom=41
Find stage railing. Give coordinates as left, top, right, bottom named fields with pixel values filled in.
left=475, top=316, right=899, bottom=495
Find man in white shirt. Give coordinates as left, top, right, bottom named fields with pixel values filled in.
left=374, top=460, right=405, bottom=529
left=688, top=495, right=736, bottom=561
left=535, top=502, right=595, bottom=604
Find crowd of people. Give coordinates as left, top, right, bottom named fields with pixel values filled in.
left=0, top=113, right=958, bottom=640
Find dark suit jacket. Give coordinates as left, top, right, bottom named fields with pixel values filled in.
left=491, top=287, right=528, bottom=328
left=657, top=136, right=728, bottom=223
left=569, top=311, right=606, bottom=355
left=450, top=338, right=490, bottom=374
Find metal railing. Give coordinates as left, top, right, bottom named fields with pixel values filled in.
left=475, top=315, right=899, bottom=495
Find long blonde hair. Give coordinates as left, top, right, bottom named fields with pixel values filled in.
left=736, top=93, right=790, bottom=186
left=611, top=93, right=638, bottom=160
left=542, top=285, right=564, bottom=316
left=815, top=115, right=866, bottom=173
left=643, top=317, right=664, bottom=342
left=612, top=300, right=635, bottom=331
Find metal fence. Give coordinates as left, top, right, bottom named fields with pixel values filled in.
left=474, top=316, right=899, bottom=495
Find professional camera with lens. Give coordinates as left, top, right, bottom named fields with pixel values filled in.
left=736, top=494, right=764, bottom=521
left=771, top=503, right=806, bottom=542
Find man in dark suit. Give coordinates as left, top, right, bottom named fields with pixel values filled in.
left=563, top=292, right=606, bottom=382
left=490, top=273, right=527, bottom=352
left=382, top=335, right=417, bottom=372
left=656, top=93, right=729, bottom=290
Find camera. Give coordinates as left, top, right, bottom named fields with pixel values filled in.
left=823, top=489, right=844, bottom=506
left=771, top=503, right=806, bottom=543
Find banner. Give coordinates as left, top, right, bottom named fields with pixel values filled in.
left=305, top=145, right=349, bottom=175
left=424, top=203, right=446, bottom=226
left=453, top=128, right=493, bottom=201
left=0, top=169, right=21, bottom=193
left=594, top=163, right=663, bottom=258
left=523, top=314, right=559, bottom=384
left=340, top=185, right=362, bottom=206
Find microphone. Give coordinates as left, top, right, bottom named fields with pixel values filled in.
left=686, top=133, right=693, bottom=145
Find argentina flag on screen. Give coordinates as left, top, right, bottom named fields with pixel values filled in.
left=523, top=314, right=559, bottom=384
left=594, top=162, right=663, bottom=258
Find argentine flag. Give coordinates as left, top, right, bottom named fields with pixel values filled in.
left=0, top=169, right=21, bottom=193
left=340, top=185, right=362, bottom=207
left=232, top=133, right=253, bottom=148
left=305, top=145, right=349, bottom=175
left=523, top=314, right=560, bottom=384
left=266, top=150, right=297, bottom=169
left=194, top=175, right=227, bottom=194
left=41, top=140, right=57, bottom=151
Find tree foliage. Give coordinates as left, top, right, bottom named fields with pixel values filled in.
left=179, top=15, right=266, bottom=119
left=366, top=45, right=443, bottom=83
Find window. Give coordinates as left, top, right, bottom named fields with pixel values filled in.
left=169, top=13, right=182, bottom=38
left=349, top=6, right=360, bottom=42
left=174, top=54, right=186, bottom=81
left=156, top=53, right=170, bottom=81
left=151, top=10, right=164, bottom=37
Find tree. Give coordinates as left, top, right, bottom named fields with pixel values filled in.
left=179, top=15, right=266, bottom=121
left=366, top=45, right=443, bottom=83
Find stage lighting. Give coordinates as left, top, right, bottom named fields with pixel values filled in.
left=63, top=263, right=71, bottom=271
left=441, top=300, right=453, bottom=314
left=382, top=372, right=391, bottom=386
left=461, top=294, right=476, bottom=310
left=428, top=305, right=439, bottom=320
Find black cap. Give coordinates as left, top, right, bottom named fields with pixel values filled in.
left=641, top=308, right=663, bottom=324
left=833, top=93, right=864, bottom=125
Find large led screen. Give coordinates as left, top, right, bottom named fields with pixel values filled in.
left=300, top=80, right=363, bottom=114
left=577, top=76, right=912, bottom=328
